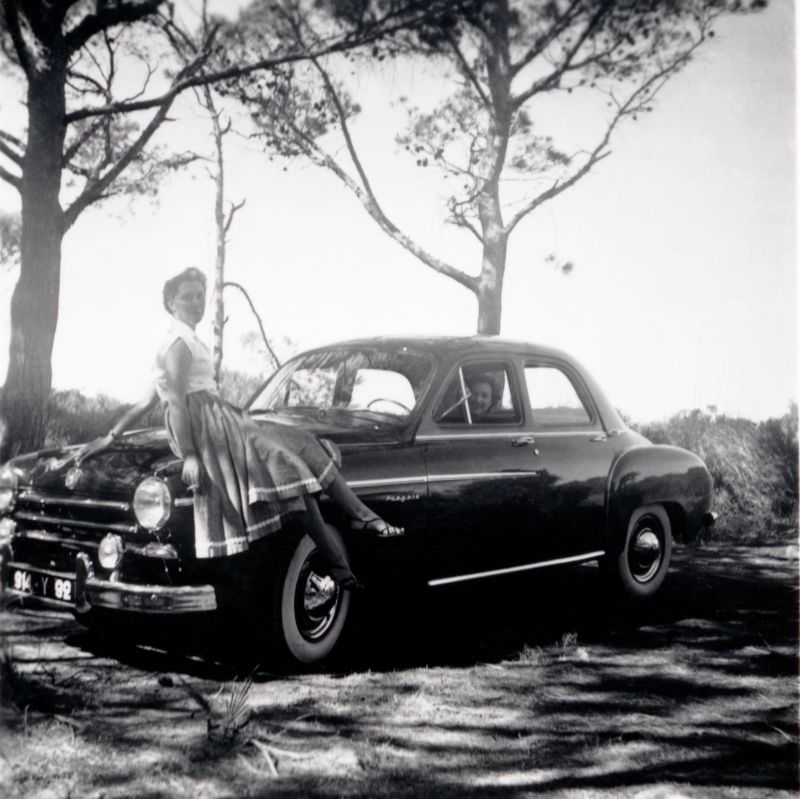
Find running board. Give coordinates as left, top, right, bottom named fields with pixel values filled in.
left=428, top=550, right=606, bottom=587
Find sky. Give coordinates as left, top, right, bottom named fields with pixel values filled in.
left=0, top=0, right=796, bottom=423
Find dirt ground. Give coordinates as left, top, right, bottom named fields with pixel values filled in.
left=1, top=543, right=798, bottom=799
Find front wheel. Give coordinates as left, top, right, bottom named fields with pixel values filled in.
left=604, top=505, right=672, bottom=600
left=272, top=529, right=352, bottom=665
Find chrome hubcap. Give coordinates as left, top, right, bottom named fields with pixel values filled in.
left=630, top=526, right=662, bottom=583
left=296, top=561, right=339, bottom=641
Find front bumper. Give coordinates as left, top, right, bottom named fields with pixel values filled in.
left=1, top=546, right=217, bottom=615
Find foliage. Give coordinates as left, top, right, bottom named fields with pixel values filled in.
left=226, top=0, right=767, bottom=334
left=219, top=368, right=268, bottom=408
left=637, top=405, right=798, bottom=540
left=43, top=390, right=161, bottom=448
left=0, top=211, right=20, bottom=269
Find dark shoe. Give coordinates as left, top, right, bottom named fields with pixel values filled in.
left=350, top=517, right=405, bottom=538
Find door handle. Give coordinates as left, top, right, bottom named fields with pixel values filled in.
left=511, top=435, right=540, bottom=455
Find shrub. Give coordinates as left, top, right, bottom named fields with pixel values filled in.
left=45, top=390, right=162, bottom=448
left=46, top=390, right=126, bottom=447
left=636, top=406, right=798, bottom=541
left=219, top=368, right=268, bottom=408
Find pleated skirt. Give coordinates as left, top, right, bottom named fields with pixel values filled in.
left=167, top=391, right=338, bottom=558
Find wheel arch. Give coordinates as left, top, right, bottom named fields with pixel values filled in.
left=606, top=444, right=713, bottom=549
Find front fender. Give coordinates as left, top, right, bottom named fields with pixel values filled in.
left=607, top=445, right=713, bottom=549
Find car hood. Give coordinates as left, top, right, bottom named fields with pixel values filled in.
left=7, top=411, right=405, bottom=496
left=7, top=428, right=178, bottom=497
left=246, top=409, right=409, bottom=446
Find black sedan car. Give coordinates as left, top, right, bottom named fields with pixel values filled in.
left=0, top=337, right=715, bottom=664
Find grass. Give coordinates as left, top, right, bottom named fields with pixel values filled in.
left=0, top=543, right=797, bottom=797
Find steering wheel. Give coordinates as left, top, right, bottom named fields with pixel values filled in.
left=366, top=397, right=412, bottom=414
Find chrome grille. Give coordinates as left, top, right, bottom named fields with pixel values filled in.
left=12, top=488, right=139, bottom=540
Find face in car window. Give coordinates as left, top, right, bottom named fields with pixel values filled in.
left=436, top=363, right=520, bottom=425
left=466, top=376, right=497, bottom=420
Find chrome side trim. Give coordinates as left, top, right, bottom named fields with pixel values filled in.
left=347, top=476, right=427, bottom=489
left=173, top=498, right=194, bottom=507
left=348, top=472, right=537, bottom=490
left=417, top=432, right=526, bottom=441
left=14, top=511, right=137, bottom=535
left=429, top=471, right=537, bottom=483
left=19, top=491, right=130, bottom=512
left=417, top=430, right=602, bottom=442
left=428, top=550, right=606, bottom=587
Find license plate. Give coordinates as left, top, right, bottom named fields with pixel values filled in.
left=10, top=567, right=75, bottom=604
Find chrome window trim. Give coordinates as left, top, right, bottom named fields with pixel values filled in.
left=19, top=491, right=130, bottom=512
left=428, top=550, right=606, bottom=587
left=14, top=511, right=137, bottom=535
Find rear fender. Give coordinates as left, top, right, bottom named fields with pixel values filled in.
left=606, top=445, right=713, bottom=551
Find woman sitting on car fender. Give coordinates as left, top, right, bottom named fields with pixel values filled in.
left=76, top=267, right=402, bottom=589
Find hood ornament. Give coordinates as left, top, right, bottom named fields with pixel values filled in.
left=65, top=466, right=82, bottom=491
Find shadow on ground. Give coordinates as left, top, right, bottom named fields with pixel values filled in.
left=2, top=544, right=797, bottom=798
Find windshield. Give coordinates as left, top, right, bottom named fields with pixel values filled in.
left=249, top=347, right=434, bottom=421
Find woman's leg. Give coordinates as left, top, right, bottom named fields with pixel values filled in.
left=302, top=494, right=357, bottom=584
left=325, top=473, right=404, bottom=536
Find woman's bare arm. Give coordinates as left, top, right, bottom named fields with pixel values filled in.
left=161, top=339, right=196, bottom=458
left=75, top=386, right=158, bottom=464
left=108, top=386, right=158, bottom=438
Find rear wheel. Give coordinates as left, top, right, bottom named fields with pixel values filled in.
left=273, top=528, right=352, bottom=665
left=605, top=505, right=672, bottom=599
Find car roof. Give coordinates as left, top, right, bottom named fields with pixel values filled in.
left=297, top=336, right=625, bottom=432
left=303, top=336, right=577, bottom=362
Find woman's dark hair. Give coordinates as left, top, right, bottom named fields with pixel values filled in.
left=468, top=372, right=499, bottom=404
left=162, top=267, right=207, bottom=313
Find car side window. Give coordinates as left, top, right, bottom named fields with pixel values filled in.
left=524, top=365, right=591, bottom=428
left=435, top=362, right=521, bottom=425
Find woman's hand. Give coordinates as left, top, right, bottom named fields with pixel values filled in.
left=181, top=454, right=202, bottom=493
left=74, top=433, right=114, bottom=466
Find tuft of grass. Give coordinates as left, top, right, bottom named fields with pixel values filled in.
left=207, top=673, right=255, bottom=744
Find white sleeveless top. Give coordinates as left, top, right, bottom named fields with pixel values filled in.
left=153, top=318, right=217, bottom=402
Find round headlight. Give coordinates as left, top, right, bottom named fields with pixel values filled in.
left=98, top=533, right=124, bottom=570
left=0, top=465, right=18, bottom=514
left=133, top=477, right=172, bottom=531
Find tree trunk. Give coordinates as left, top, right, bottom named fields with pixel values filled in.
left=0, top=61, right=66, bottom=460
left=211, top=115, right=226, bottom=386
left=474, top=0, right=511, bottom=338
left=476, top=233, right=507, bottom=335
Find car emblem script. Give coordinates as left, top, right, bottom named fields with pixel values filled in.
left=65, top=467, right=82, bottom=491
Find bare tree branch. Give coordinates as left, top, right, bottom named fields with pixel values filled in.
left=64, top=0, right=164, bottom=54
left=284, top=106, right=477, bottom=292
left=1, top=0, right=33, bottom=76
left=511, top=2, right=614, bottom=111
left=65, top=5, right=443, bottom=123
left=504, top=26, right=705, bottom=237
left=62, top=45, right=213, bottom=229
left=0, top=138, right=23, bottom=166
left=0, top=162, right=22, bottom=190
left=224, top=199, right=246, bottom=234
left=509, top=0, right=584, bottom=77
left=446, top=30, right=491, bottom=110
